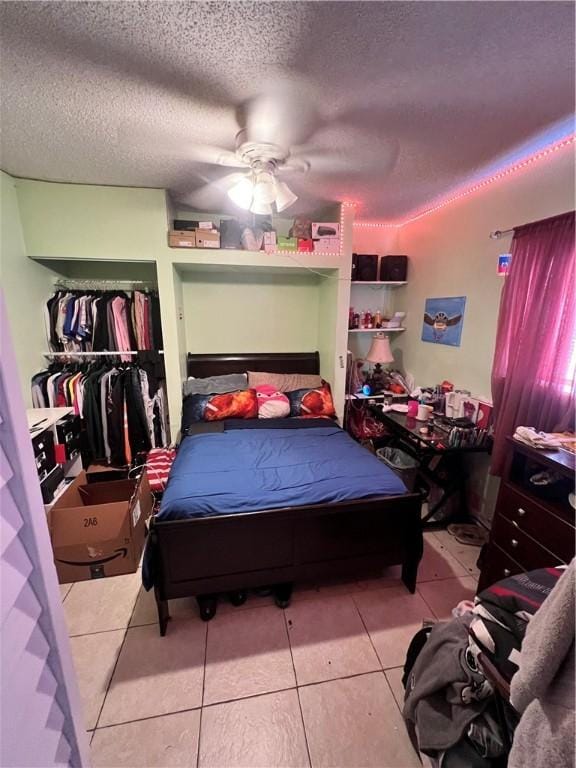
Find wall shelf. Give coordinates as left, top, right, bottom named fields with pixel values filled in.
left=351, top=281, right=406, bottom=286
left=348, top=327, right=405, bottom=333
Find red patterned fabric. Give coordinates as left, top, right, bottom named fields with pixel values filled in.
left=146, top=448, right=176, bottom=493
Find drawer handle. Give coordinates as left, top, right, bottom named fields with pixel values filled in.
left=511, top=539, right=519, bottom=548
left=503, top=568, right=511, bottom=577
left=517, top=507, right=526, bottom=517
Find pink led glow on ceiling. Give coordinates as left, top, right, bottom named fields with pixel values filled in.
left=354, top=134, right=576, bottom=229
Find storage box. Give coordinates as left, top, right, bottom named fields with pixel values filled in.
left=196, top=229, right=220, bottom=248
left=173, top=219, right=198, bottom=231
left=48, top=470, right=152, bottom=583
left=312, top=222, right=340, bottom=239
left=314, top=237, right=340, bottom=253
left=168, top=230, right=196, bottom=248
left=277, top=236, right=298, bottom=252
left=85, top=463, right=129, bottom=484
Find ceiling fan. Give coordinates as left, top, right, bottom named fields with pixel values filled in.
left=171, top=84, right=400, bottom=215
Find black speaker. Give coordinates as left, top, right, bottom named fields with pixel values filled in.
left=352, top=253, right=378, bottom=281
left=380, top=255, right=408, bottom=282
left=219, top=219, right=243, bottom=249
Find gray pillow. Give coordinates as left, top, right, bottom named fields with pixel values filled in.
left=182, top=373, right=248, bottom=397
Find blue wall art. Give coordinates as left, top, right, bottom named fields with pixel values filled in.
left=422, top=296, right=467, bottom=346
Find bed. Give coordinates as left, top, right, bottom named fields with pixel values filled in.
left=145, top=351, right=423, bottom=634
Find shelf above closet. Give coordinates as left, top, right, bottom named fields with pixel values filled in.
left=348, top=328, right=405, bottom=333
left=350, top=281, right=407, bottom=286
left=169, top=248, right=343, bottom=273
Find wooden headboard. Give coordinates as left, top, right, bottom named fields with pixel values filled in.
left=186, top=351, right=320, bottom=378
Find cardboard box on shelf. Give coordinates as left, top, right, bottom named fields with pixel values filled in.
left=168, top=230, right=196, bottom=248
left=196, top=230, right=220, bottom=248
left=48, top=470, right=152, bottom=583
left=314, top=237, right=340, bottom=253
left=312, top=222, right=340, bottom=239
left=276, top=236, right=298, bottom=252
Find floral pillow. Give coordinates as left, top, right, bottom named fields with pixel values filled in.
left=287, top=383, right=336, bottom=418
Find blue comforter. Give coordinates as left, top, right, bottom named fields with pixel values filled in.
left=157, top=425, right=407, bottom=521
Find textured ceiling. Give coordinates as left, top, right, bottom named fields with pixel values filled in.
left=0, top=1, right=574, bottom=219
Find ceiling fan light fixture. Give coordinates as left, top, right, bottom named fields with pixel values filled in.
left=249, top=198, right=273, bottom=216
left=274, top=179, right=298, bottom=212
left=252, top=171, right=276, bottom=205
left=227, top=175, right=254, bottom=210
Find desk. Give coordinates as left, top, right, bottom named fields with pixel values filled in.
left=371, top=407, right=490, bottom=525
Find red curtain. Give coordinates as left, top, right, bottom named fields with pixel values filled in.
left=491, top=211, right=576, bottom=475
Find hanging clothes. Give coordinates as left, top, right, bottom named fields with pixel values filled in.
left=45, top=289, right=163, bottom=354
left=31, top=359, right=168, bottom=466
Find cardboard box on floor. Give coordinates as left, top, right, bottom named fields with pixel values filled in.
left=48, top=470, right=152, bottom=583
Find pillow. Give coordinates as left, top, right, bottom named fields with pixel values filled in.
left=182, top=389, right=258, bottom=427
left=254, top=385, right=290, bottom=419
left=287, top=384, right=336, bottom=418
left=182, top=373, right=247, bottom=397
left=247, top=371, right=323, bottom=392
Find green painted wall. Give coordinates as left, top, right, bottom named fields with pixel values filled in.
left=0, top=172, right=58, bottom=405
left=15, top=179, right=169, bottom=261
left=182, top=271, right=321, bottom=354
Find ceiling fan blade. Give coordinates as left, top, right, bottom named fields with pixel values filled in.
left=124, top=125, right=248, bottom=168
left=178, top=172, right=248, bottom=210
left=288, top=125, right=400, bottom=178
left=242, top=83, right=321, bottom=150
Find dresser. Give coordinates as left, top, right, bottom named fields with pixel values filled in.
left=478, top=437, right=575, bottom=592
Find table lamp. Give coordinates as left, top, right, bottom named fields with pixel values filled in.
left=365, top=333, right=394, bottom=393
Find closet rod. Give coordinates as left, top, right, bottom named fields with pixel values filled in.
left=44, top=350, right=165, bottom=357
left=53, top=279, right=157, bottom=288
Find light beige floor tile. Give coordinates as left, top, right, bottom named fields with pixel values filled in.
left=99, top=620, right=206, bottom=726
left=357, top=565, right=403, bottom=591
left=129, top=586, right=199, bottom=627
left=70, top=630, right=125, bottom=730
left=285, top=594, right=380, bottom=685
left=432, top=530, right=482, bottom=577
left=417, top=576, right=478, bottom=620
left=417, top=534, right=468, bottom=582
left=199, top=689, right=309, bottom=768
left=91, top=710, right=201, bottom=767
left=59, top=583, right=73, bottom=601
left=353, top=587, right=435, bottom=668
left=299, top=672, right=419, bottom=768
left=203, top=605, right=295, bottom=705
left=385, top=667, right=406, bottom=712
left=64, top=572, right=141, bottom=635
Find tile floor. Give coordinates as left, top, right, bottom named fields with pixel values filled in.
left=62, top=531, right=479, bottom=767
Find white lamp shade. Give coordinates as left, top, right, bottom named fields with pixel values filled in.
left=227, top=176, right=254, bottom=210
left=252, top=172, right=276, bottom=205
left=366, top=333, right=394, bottom=364
left=274, top=179, right=298, bottom=212
left=250, top=198, right=273, bottom=215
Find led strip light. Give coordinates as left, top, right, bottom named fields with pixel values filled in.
left=354, top=135, right=575, bottom=229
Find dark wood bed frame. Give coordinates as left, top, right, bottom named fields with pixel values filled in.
left=149, top=351, right=423, bottom=634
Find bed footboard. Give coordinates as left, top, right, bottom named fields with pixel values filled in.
left=150, top=493, right=423, bottom=633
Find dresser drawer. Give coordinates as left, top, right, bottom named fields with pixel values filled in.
left=478, top=543, right=524, bottom=592
left=496, top=482, right=575, bottom=563
left=491, top=512, right=568, bottom=568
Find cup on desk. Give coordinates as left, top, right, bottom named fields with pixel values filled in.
left=407, top=400, right=419, bottom=418
left=416, top=404, right=433, bottom=421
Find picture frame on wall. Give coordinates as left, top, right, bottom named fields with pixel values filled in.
left=422, top=296, right=466, bottom=347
